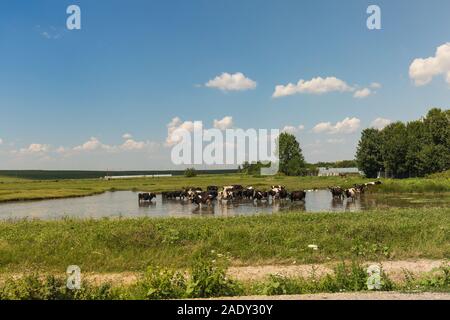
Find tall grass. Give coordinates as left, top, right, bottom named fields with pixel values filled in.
left=0, top=208, right=448, bottom=273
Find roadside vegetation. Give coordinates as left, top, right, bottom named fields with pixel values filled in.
left=0, top=258, right=448, bottom=300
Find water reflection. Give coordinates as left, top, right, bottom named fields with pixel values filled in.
left=0, top=190, right=447, bottom=221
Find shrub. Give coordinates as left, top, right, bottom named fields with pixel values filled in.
left=135, top=267, right=187, bottom=300
left=185, top=258, right=242, bottom=298
left=184, top=168, right=197, bottom=177
left=0, top=275, right=117, bottom=300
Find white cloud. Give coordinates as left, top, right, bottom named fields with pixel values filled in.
left=0, top=138, right=3, bottom=145
left=73, top=137, right=105, bottom=152
left=16, top=143, right=50, bottom=155
left=326, top=138, right=345, bottom=144
left=213, top=116, right=233, bottom=130
left=166, top=117, right=199, bottom=146
left=281, top=124, right=305, bottom=134
left=353, top=88, right=372, bottom=98
left=72, top=136, right=157, bottom=153
left=312, top=117, right=361, bottom=134
left=122, top=133, right=133, bottom=139
left=409, top=43, right=450, bottom=86
left=273, top=76, right=354, bottom=98
left=370, top=82, right=382, bottom=89
left=370, top=117, right=392, bottom=130
left=205, top=72, right=257, bottom=91
left=120, top=139, right=147, bottom=151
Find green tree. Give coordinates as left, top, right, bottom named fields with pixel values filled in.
left=405, top=120, right=427, bottom=177
left=381, top=122, right=409, bottom=178
left=355, top=128, right=383, bottom=178
left=421, top=108, right=450, bottom=174
left=278, top=133, right=306, bottom=176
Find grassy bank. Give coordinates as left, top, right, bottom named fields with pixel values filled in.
left=0, top=208, right=448, bottom=273
left=0, top=173, right=449, bottom=203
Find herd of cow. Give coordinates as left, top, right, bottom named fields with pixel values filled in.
left=329, top=181, right=382, bottom=200
left=138, top=181, right=382, bottom=206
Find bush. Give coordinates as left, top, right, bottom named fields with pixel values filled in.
left=186, top=258, right=242, bottom=298
left=135, top=267, right=186, bottom=299
left=184, top=168, right=197, bottom=177
left=0, top=274, right=117, bottom=300
left=132, top=253, right=242, bottom=299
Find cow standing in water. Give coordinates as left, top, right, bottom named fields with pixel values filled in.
left=344, top=188, right=358, bottom=201
left=329, top=186, right=344, bottom=199
left=191, top=191, right=214, bottom=206
left=290, top=190, right=306, bottom=201
left=138, top=192, right=156, bottom=203
left=252, top=190, right=269, bottom=201
left=270, top=185, right=288, bottom=200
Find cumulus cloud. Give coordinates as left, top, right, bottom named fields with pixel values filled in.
left=15, top=143, right=50, bottom=155
left=312, top=117, right=361, bottom=134
left=122, top=133, right=133, bottom=139
left=71, top=136, right=157, bottom=153
left=281, top=124, right=305, bottom=134
left=166, top=117, right=199, bottom=146
left=213, top=116, right=233, bottom=130
left=73, top=137, right=105, bottom=152
left=409, top=43, right=450, bottom=86
left=370, top=82, right=382, bottom=89
left=370, top=117, right=392, bottom=130
left=205, top=72, right=257, bottom=91
left=120, top=139, right=147, bottom=151
left=353, top=88, right=372, bottom=98
left=273, top=76, right=354, bottom=98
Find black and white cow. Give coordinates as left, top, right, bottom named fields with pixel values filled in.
left=191, top=191, right=214, bottom=206
left=252, top=190, right=269, bottom=201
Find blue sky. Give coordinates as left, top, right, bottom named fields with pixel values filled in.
left=0, top=0, right=449, bottom=170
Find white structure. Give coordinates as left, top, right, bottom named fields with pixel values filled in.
left=104, top=174, right=172, bottom=180
left=317, top=167, right=362, bottom=177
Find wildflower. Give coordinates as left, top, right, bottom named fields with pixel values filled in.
left=308, top=244, right=319, bottom=250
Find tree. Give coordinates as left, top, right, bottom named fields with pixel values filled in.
left=381, top=122, right=409, bottom=178
left=278, top=133, right=306, bottom=176
left=355, top=128, right=383, bottom=178
left=421, top=108, right=450, bottom=174
left=356, top=108, right=449, bottom=179
left=405, top=120, right=427, bottom=177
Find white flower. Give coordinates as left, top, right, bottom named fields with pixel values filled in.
left=308, top=244, right=319, bottom=250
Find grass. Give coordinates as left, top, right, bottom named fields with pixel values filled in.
left=0, top=207, right=448, bottom=274
left=0, top=173, right=449, bottom=203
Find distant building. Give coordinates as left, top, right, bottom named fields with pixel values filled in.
left=317, top=167, right=362, bottom=177
left=103, top=174, right=172, bottom=180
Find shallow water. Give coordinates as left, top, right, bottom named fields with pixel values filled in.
left=0, top=190, right=447, bottom=220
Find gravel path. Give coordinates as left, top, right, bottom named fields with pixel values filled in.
left=215, top=292, right=450, bottom=300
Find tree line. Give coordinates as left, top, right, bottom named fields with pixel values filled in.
left=356, top=108, right=450, bottom=178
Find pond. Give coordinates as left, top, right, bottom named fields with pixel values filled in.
left=0, top=190, right=447, bottom=220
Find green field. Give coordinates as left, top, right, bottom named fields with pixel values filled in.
left=0, top=207, right=448, bottom=273
left=0, top=173, right=449, bottom=203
